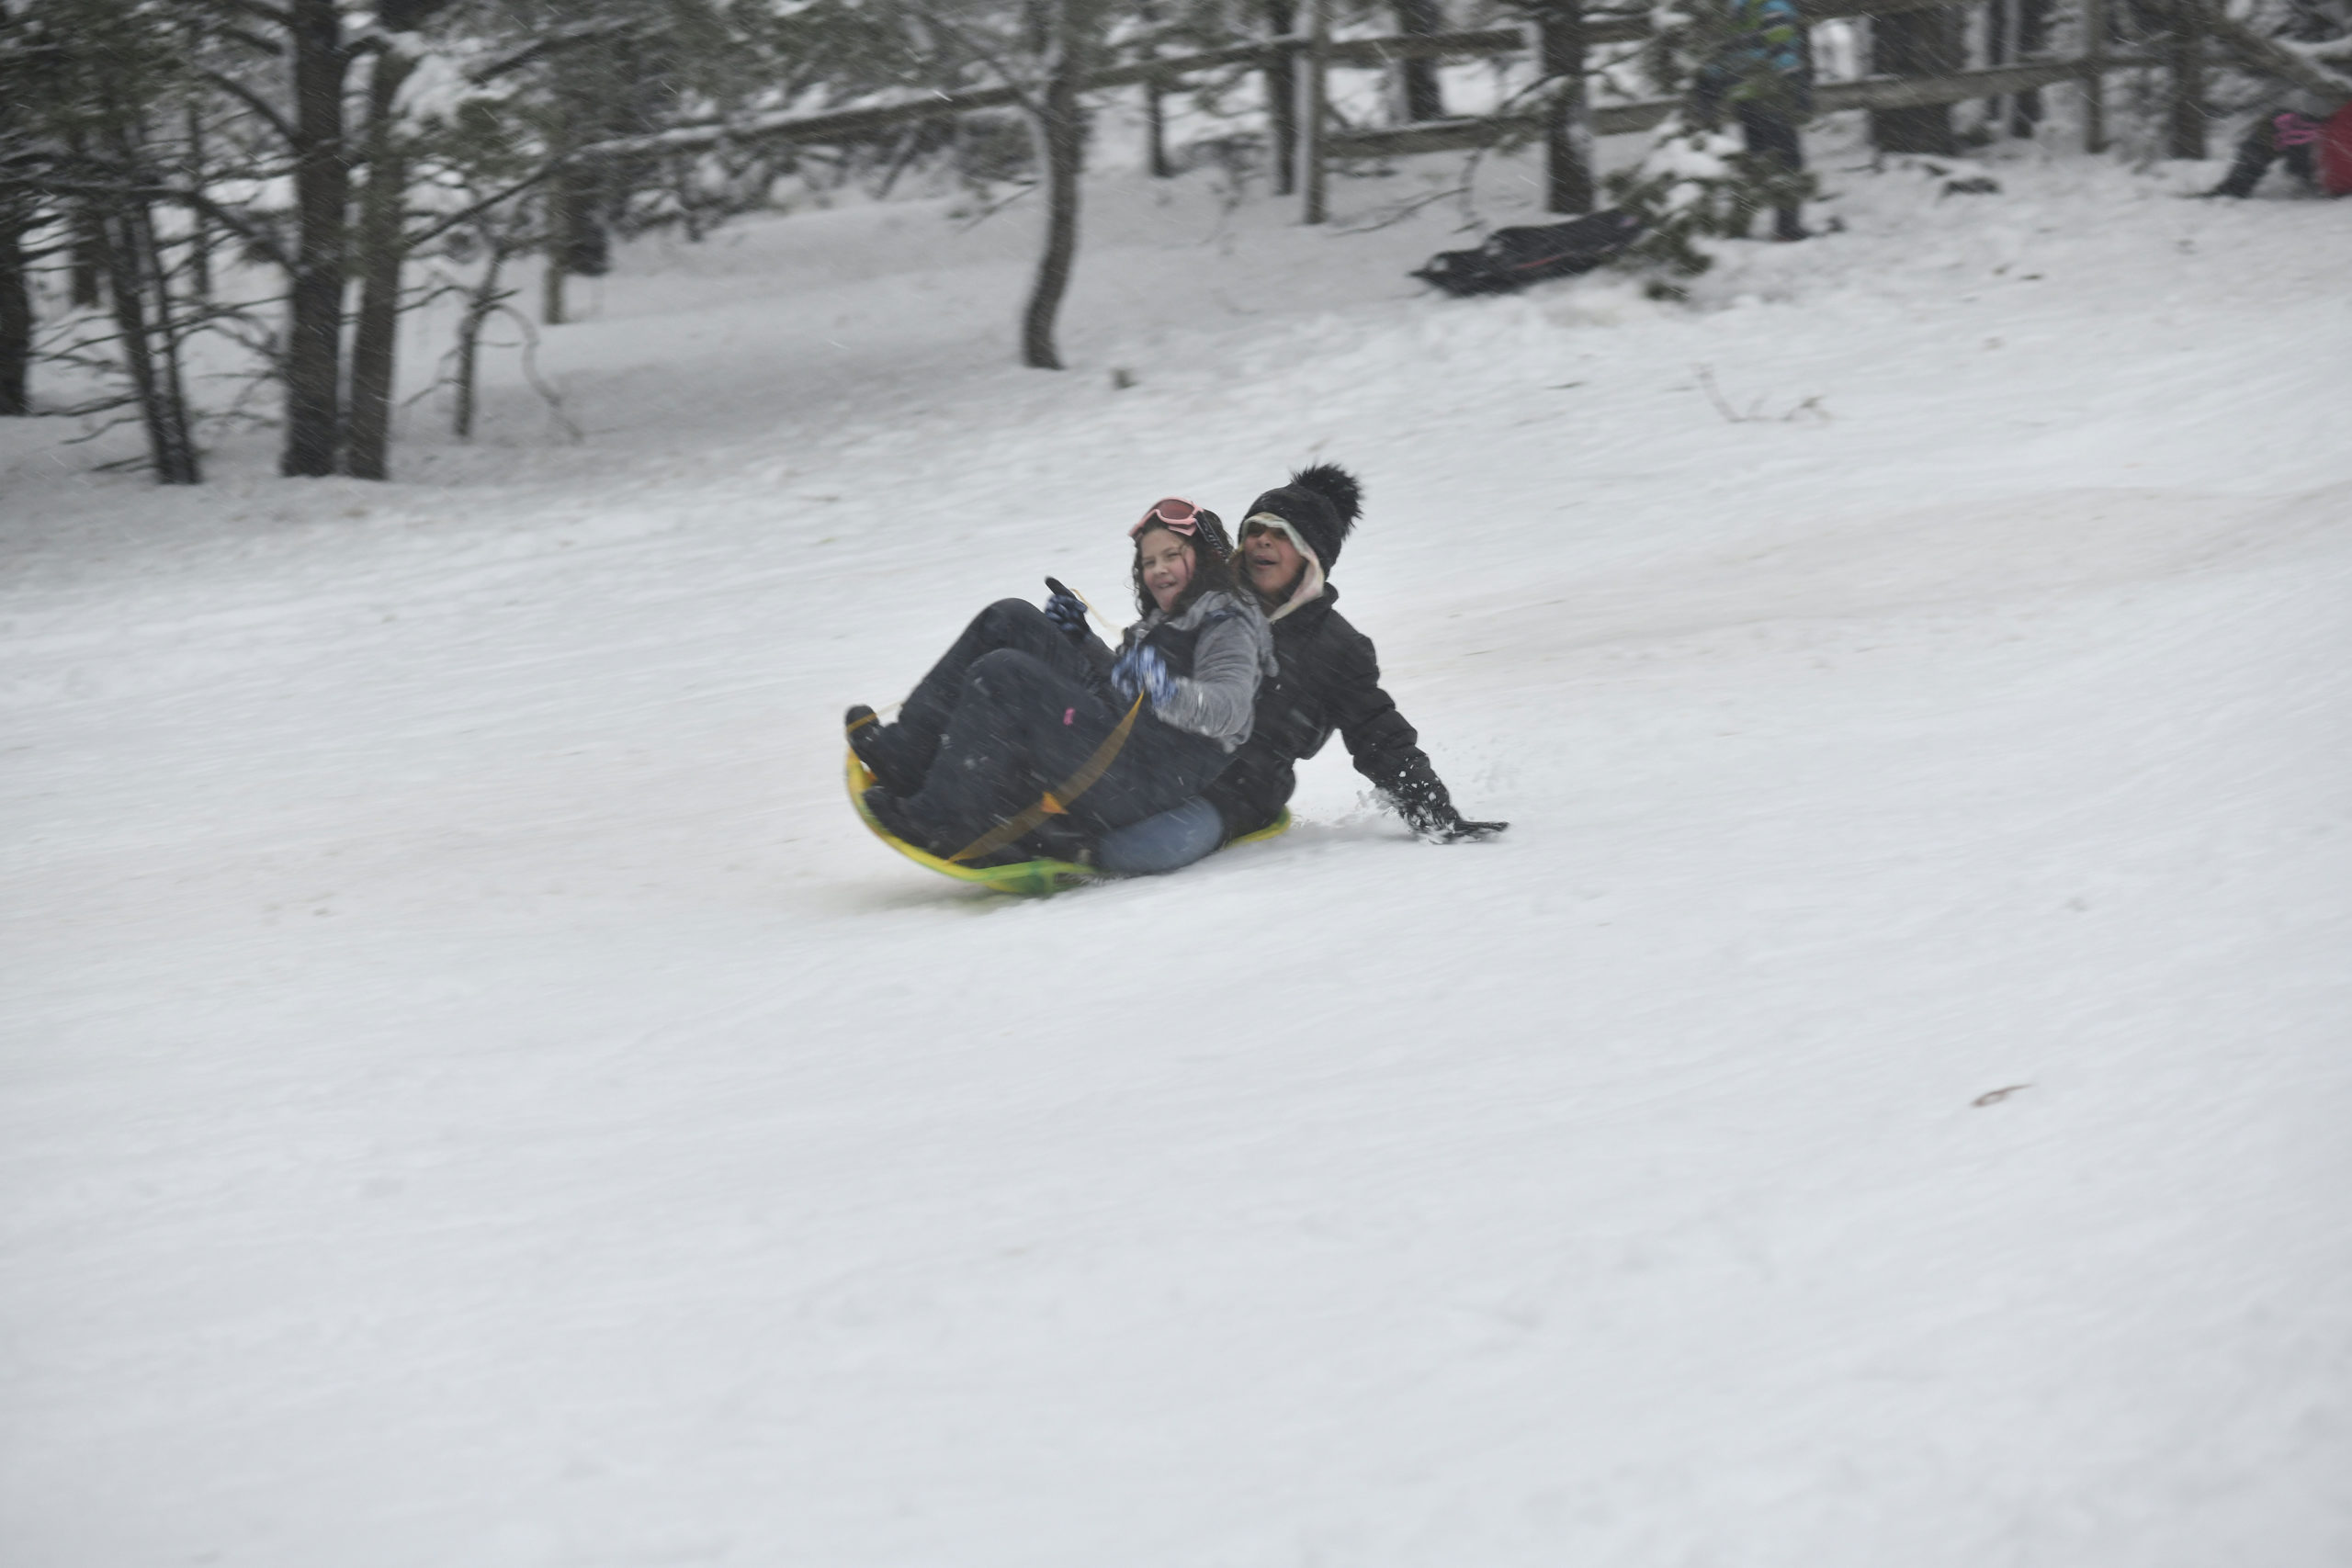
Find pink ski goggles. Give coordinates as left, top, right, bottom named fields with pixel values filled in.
left=1129, top=497, right=1204, bottom=538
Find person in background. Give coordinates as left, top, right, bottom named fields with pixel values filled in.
left=1094, top=465, right=1507, bottom=876
left=2206, top=97, right=2346, bottom=198
left=1691, top=0, right=1815, bottom=242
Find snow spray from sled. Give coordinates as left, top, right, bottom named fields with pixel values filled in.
left=847, top=751, right=1290, bottom=896
left=1411, top=209, right=1646, bottom=298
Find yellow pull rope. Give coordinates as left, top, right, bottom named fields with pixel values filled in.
left=947, top=692, right=1147, bottom=865
left=1071, top=584, right=1118, bottom=637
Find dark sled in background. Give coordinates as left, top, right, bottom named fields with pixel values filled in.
left=1411, top=209, right=1645, bottom=297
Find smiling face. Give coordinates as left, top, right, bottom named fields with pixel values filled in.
left=1136, top=526, right=1196, bottom=614
left=1241, top=519, right=1306, bottom=601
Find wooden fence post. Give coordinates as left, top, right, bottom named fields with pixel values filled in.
left=2166, top=0, right=2206, bottom=158
left=2009, top=0, right=2051, bottom=136
left=1395, top=0, right=1449, bottom=119
left=1299, top=0, right=1329, bottom=223
left=1870, top=6, right=1963, bottom=153
left=1542, top=0, right=1595, bottom=213
left=2082, top=0, right=2107, bottom=152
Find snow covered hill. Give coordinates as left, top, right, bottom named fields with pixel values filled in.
left=4, top=130, right=2349, bottom=1567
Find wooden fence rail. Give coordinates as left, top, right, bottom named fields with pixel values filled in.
left=575, top=0, right=2059, bottom=164
left=1331, top=54, right=2156, bottom=156
left=577, top=0, right=2346, bottom=225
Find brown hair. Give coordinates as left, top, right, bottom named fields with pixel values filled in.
left=1129, top=510, right=1236, bottom=618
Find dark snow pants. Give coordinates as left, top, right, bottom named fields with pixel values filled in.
left=865, top=598, right=1110, bottom=793
left=893, top=649, right=1231, bottom=860
left=2212, top=114, right=2317, bottom=197
left=1736, top=105, right=1806, bottom=240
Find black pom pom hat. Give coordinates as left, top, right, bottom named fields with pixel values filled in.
left=1239, top=464, right=1362, bottom=620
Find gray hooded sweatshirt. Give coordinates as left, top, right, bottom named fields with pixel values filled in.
left=1119, top=589, right=1277, bottom=751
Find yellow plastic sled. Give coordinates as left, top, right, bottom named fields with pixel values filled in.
left=847, top=750, right=1289, bottom=896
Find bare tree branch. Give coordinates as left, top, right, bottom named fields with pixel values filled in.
left=901, top=5, right=1046, bottom=118
left=189, top=0, right=297, bottom=29
left=13, top=170, right=296, bottom=273
left=211, top=25, right=287, bottom=57
left=198, top=67, right=297, bottom=148
left=467, top=18, right=644, bottom=84
left=400, top=157, right=569, bottom=250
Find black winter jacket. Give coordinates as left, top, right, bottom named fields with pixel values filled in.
left=1201, top=585, right=1460, bottom=839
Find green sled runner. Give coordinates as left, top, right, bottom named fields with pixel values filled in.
left=846, top=750, right=1288, bottom=896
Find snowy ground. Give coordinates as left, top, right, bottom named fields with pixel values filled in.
left=4, top=120, right=2350, bottom=1567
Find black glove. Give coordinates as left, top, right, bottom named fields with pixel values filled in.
left=1108, top=643, right=1177, bottom=706
left=1390, top=778, right=1507, bottom=844
left=1407, top=801, right=1508, bottom=843
left=1043, top=578, right=1090, bottom=641
left=1427, top=816, right=1508, bottom=844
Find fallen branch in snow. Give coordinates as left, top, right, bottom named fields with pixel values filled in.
left=434, top=302, right=582, bottom=446
left=503, top=306, right=582, bottom=446
left=951, top=178, right=1038, bottom=231
left=1695, top=365, right=1832, bottom=425
left=1332, top=180, right=1476, bottom=235
left=1696, top=365, right=1748, bottom=423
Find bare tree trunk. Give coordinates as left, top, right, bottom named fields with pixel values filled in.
left=185, top=101, right=213, bottom=299
left=130, top=197, right=200, bottom=483
left=95, top=197, right=200, bottom=483
left=1022, top=0, right=1093, bottom=370
left=1146, top=63, right=1172, bottom=176
left=541, top=169, right=569, bottom=326
left=1264, top=0, right=1298, bottom=195
left=1985, top=0, right=2009, bottom=127
left=180, top=11, right=214, bottom=301
left=281, top=0, right=352, bottom=478
left=1870, top=9, right=1962, bottom=153
left=1297, top=0, right=1328, bottom=223
left=1395, top=0, right=1447, bottom=122
left=1139, top=0, right=1172, bottom=176
left=2166, top=0, right=2206, bottom=158
left=1, top=198, right=29, bottom=416
left=2010, top=0, right=2050, bottom=134
left=345, top=44, right=416, bottom=480
left=70, top=207, right=103, bottom=308
left=2082, top=0, right=2108, bottom=150
left=453, top=243, right=507, bottom=440
left=1541, top=0, right=1592, bottom=213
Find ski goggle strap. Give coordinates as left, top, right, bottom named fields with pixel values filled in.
left=1129, top=497, right=1203, bottom=538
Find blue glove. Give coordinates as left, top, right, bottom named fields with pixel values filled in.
left=1042, top=588, right=1089, bottom=641
left=1109, top=643, right=1177, bottom=707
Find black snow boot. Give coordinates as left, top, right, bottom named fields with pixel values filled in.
left=865, top=784, right=1030, bottom=868
left=862, top=784, right=931, bottom=850
left=2208, top=125, right=2276, bottom=197
left=845, top=705, right=921, bottom=794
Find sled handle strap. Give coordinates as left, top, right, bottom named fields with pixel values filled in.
left=947, top=692, right=1147, bottom=864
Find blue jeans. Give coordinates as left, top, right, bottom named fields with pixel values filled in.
left=1094, top=796, right=1226, bottom=875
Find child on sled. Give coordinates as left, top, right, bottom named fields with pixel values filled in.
left=848, top=500, right=1272, bottom=868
